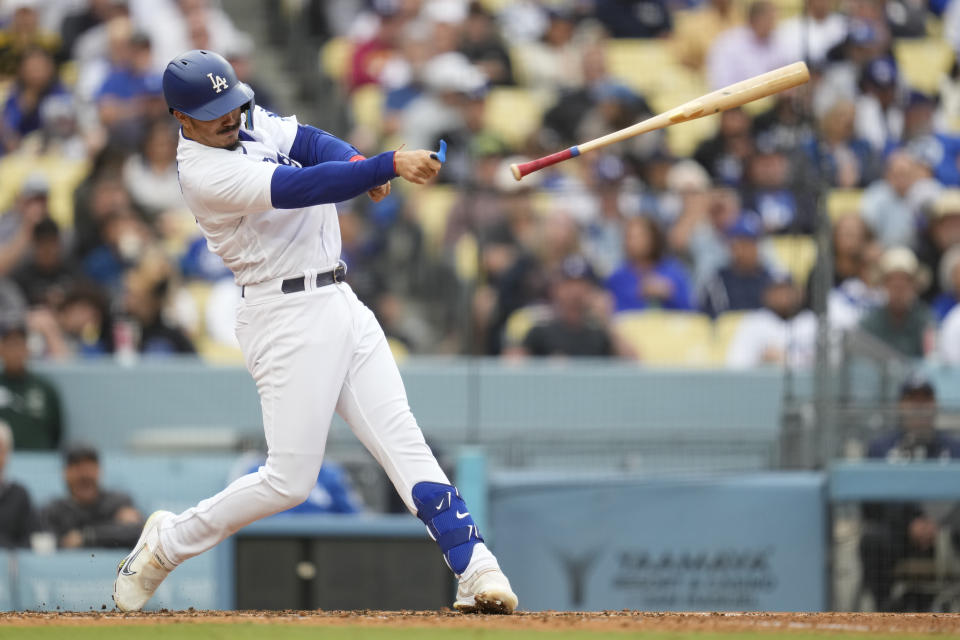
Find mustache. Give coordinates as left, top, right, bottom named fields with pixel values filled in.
left=218, top=121, right=240, bottom=135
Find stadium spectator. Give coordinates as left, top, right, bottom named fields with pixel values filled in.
left=348, top=3, right=406, bottom=91
left=0, top=420, right=39, bottom=548
left=816, top=214, right=884, bottom=329
left=855, top=58, right=903, bottom=153
left=739, top=141, right=816, bottom=233
left=772, top=0, right=846, bottom=65
left=917, top=189, right=960, bottom=298
left=606, top=216, right=694, bottom=312
left=519, top=8, right=589, bottom=92
left=1, top=47, right=67, bottom=152
left=899, top=91, right=960, bottom=187
left=122, top=255, right=195, bottom=356
left=60, top=0, right=128, bottom=61
left=42, top=445, right=142, bottom=549
left=706, top=1, right=784, bottom=90
left=0, top=320, right=63, bottom=450
left=460, top=2, right=513, bottom=86
left=95, top=31, right=163, bottom=147
left=693, top=108, right=754, bottom=186
left=860, top=376, right=960, bottom=612
left=0, top=175, right=50, bottom=277
left=12, top=216, right=79, bottom=309
left=0, top=1, right=60, bottom=79
left=932, top=245, right=960, bottom=321
left=726, top=274, right=817, bottom=368
left=699, top=214, right=774, bottom=317
left=673, top=0, right=744, bottom=70
left=507, top=255, right=634, bottom=358
left=805, top=99, right=879, bottom=188
left=861, top=149, right=941, bottom=248
left=82, top=207, right=153, bottom=295
left=224, top=35, right=276, bottom=113
left=859, top=247, right=933, bottom=358
left=121, top=119, right=182, bottom=219
left=56, top=285, right=115, bottom=357
left=592, top=0, right=672, bottom=38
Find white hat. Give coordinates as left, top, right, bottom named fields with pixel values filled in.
left=879, top=246, right=931, bottom=289
left=423, top=52, right=487, bottom=95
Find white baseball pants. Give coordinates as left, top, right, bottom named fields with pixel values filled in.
left=158, top=280, right=460, bottom=565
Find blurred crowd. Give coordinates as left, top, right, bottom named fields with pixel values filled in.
left=0, top=0, right=958, bottom=367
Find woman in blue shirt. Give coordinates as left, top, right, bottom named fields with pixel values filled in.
left=606, top=216, right=694, bottom=311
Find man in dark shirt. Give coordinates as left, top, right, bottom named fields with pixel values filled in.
left=860, top=376, right=960, bottom=611
left=12, top=217, right=80, bottom=309
left=0, top=420, right=38, bottom=548
left=513, top=255, right=629, bottom=358
left=41, top=446, right=142, bottom=549
left=699, top=214, right=774, bottom=317
left=0, top=321, right=62, bottom=449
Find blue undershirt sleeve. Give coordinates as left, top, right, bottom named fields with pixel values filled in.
left=270, top=151, right=396, bottom=209
left=287, top=124, right=360, bottom=166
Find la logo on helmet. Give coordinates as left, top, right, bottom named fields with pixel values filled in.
left=207, top=73, right=229, bottom=93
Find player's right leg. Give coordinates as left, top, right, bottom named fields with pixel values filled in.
left=334, top=285, right=517, bottom=613
left=114, top=286, right=353, bottom=611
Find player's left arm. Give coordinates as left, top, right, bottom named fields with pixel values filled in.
left=287, top=124, right=391, bottom=202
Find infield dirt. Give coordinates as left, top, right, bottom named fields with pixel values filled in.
left=2, top=611, right=960, bottom=635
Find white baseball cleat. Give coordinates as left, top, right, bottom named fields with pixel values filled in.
left=453, top=568, right=518, bottom=614
left=113, top=510, right=176, bottom=612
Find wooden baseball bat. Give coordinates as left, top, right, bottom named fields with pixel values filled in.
left=510, top=61, right=810, bottom=180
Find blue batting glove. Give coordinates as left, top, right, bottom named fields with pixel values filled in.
left=430, top=139, right=447, bottom=163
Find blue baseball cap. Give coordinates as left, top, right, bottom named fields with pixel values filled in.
left=726, top=214, right=763, bottom=239
left=862, top=58, right=897, bottom=88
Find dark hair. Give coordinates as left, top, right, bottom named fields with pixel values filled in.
left=63, top=445, right=99, bottom=466
left=32, top=217, right=59, bottom=241
left=627, top=215, right=666, bottom=263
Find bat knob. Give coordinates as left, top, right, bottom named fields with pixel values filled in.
left=510, top=163, right=522, bottom=181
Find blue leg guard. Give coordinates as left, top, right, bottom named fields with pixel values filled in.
left=412, top=482, right=482, bottom=575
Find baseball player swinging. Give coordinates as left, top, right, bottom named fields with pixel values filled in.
left=112, top=50, right=517, bottom=614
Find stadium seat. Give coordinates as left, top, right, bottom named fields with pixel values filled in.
left=184, top=281, right=214, bottom=340
left=351, top=83, right=385, bottom=136
left=387, top=337, right=410, bottom=363
left=503, top=304, right=552, bottom=348
left=894, top=38, right=954, bottom=94
left=613, top=310, right=714, bottom=366
left=0, top=155, right=90, bottom=228
left=319, top=36, right=353, bottom=84
left=454, top=232, right=479, bottom=282
left=483, top=87, right=546, bottom=148
left=196, top=336, right=244, bottom=365
left=827, top=189, right=864, bottom=221
left=713, top=311, right=749, bottom=364
left=769, top=234, right=817, bottom=287
left=410, top=184, right=458, bottom=253
left=649, top=90, right=717, bottom=157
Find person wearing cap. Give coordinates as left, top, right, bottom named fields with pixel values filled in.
left=859, top=247, right=934, bottom=358
left=0, top=419, right=39, bottom=548
left=740, top=140, right=816, bottom=233
left=861, top=149, right=940, bottom=249
left=726, top=272, right=816, bottom=368
left=0, top=320, right=62, bottom=450
left=699, top=213, right=774, bottom=317
left=899, top=91, right=960, bottom=187
left=860, top=376, right=960, bottom=611
left=855, top=58, right=902, bottom=153
left=606, top=216, right=694, bottom=312
left=771, top=0, right=845, bottom=66
left=510, top=255, right=634, bottom=358
left=41, top=446, right=142, bottom=549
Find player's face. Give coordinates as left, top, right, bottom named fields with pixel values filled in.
left=179, top=107, right=242, bottom=149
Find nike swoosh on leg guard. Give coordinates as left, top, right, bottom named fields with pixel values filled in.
left=412, top=482, right=482, bottom=575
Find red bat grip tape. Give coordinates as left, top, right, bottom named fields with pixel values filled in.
left=514, top=147, right=576, bottom=178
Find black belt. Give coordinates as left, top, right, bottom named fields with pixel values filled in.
left=242, top=264, right=346, bottom=298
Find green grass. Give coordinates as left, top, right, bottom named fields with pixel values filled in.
left=0, top=625, right=953, bottom=640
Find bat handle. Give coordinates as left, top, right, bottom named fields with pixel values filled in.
left=510, top=147, right=579, bottom=181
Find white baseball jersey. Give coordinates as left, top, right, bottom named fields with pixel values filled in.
left=176, top=105, right=341, bottom=286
